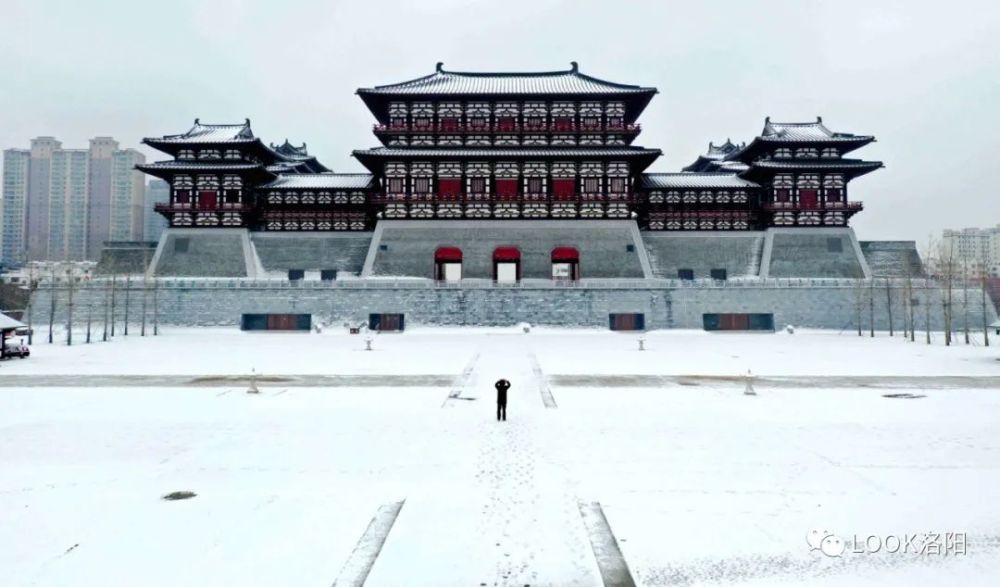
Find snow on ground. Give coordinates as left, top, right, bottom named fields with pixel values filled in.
left=2, top=326, right=998, bottom=377
left=1, top=328, right=999, bottom=585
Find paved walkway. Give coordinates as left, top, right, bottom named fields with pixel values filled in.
left=365, top=337, right=604, bottom=586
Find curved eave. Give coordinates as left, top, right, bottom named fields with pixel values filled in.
left=142, top=137, right=259, bottom=157
left=135, top=162, right=273, bottom=182
left=730, top=136, right=876, bottom=163
left=741, top=160, right=884, bottom=181
left=357, top=89, right=657, bottom=125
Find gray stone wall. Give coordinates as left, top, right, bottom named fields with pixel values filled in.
left=766, top=230, right=866, bottom=279
left=152, top=231, right=248, bottom=278
left=251, top=233, right=372, bottom=275
left=368, top=220, right=646, bottom=279
left=644, top=233, right=764, bottom=279
left=28, top=279, right=996, bottom=331
left=860, top=241, right=924, bottom=277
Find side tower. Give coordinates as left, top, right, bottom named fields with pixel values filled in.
left=731, top=118, right=882, bottom=228
left=138, top=120, right=275, bottom=229
left=353, top=62, right=661, bottom=221
left=138, top=121, right=374, bottom=232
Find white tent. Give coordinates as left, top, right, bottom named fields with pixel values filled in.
left=0, top=312, right=26, bottom=330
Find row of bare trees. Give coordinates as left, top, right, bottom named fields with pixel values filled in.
left=27, top=271, right=161, bottom=346
left=853, top=236, right=994, bottom=346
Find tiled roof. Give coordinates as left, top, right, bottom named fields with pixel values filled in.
left=353, top=147, right=662, bottom=158
left=359, top=62, right=657, bottom=96
left=760, top=117, right=873, bottom=142
left=709, top=160, right=750, bottom=172
left=641, top=173, right=758, bottom=189
left=703, top=139, right=743, bottom=159
left=261, top=174, right=375, bottom=190
left=137, top=161, right=262, bottom=172
left=270, top=140, right=310, bottom=159
left=147, top=119, right=256, bottom=144
left=751, top=159, right=883, bottom=170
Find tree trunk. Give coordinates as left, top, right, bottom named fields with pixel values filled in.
left=925, top=279, right=932, bottom=344
left=153, top=278, right=159, bottom=336
left=963, top=262, right=970, bottom=344
left=123, top=275, right=131, bottom=336
left=48, top=274, right=56, bottom=344
left=66, top=276, right=74, bottom=346
left=140, top=279, right=148, bottom=336
left=86, top=299, right=92, bottom=344
left=885, top=278, right=894, bottom=336
left=869, top=279, right=875, bottom=337
left=983, top=276, right=991, bottom=347
left=110, top=275, right=117, bottom=337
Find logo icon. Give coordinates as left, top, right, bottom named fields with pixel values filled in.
left=807, top=528, right=845, bottom=557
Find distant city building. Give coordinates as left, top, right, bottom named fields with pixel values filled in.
left=939, top=225, right=1000, bottom=279
left=143, top=179, right=169, bottom=243
left=1, top=149, right=30, bottom=264
left=0, top=136, right=146, bottom=264
left=109, top=148, right=146, bottom=241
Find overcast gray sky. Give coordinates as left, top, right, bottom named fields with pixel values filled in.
left=1, top=0, right=997, bottom=241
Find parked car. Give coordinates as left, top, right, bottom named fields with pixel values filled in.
left=5, top=341, right=29, bottom=358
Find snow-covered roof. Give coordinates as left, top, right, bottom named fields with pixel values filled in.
left=353, top=147, right=662, bottom=158
left=641, top=173, right=759, bottom=190
left=148, top=119, right=256, bottom=144
left=751, top=159, right=883, bottom=171
left=270, top=140, right=311, bottom=159
left=137, top=161, right=262, bottom=172
left=261, top=174, right=375, bottom=190
left=702, top=139, right=743, bottom=160
left=359, top=62, right=657, bottom=96
left=760, top=117, right=874, bottom=143
left=0, top=312, right=26, bottom=330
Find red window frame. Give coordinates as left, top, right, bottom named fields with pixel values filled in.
left=495, top=179, right=518, bottom=200
left=437, top=179, right=461, bottom=200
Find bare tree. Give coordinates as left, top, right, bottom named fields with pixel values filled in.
left=102, top=279, right=110, bottom=342
left=47, top=269, right=57, bottom=344
left=982, top=275, right=991, bottom=347
left=140, top=275, right=148, bottom=336
left=25, top=265, right=37, bottom=345
left=123, top=274, right=131, bottom=336
left=962, top=259, right=970, bottom=345
left=925, top=278, right=933, bottom=345
left=152, top=277, right=159, bottom=336
left=869, top=278, right=875, bottom=337
left=885, top=277, right=894, bottom=337
left=65, top=269, right=74, bottom=346
left=905, top=268, right=916, bottom=342
left=853, top=278, right=865, bottom=336
left=85, top=296, right=93, bottom=344
left=110, top=274, right=117, bottom=337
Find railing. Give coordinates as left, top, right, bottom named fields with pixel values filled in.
left=370, top=192, right=636, bottom=204
left=50, top=276, right=913, bottom=291
left=155, top=203, right=250, bottom=213
left=763, top=201, right=863, bottom=211
left=373, top=123, right=641, bottom=135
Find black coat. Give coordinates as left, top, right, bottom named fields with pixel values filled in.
left=495, top=379, right=510, bottom=404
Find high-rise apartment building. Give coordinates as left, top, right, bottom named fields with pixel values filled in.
left=0, top=137, right=147, bottom=264
left=1, top=149, right=30, bottom=264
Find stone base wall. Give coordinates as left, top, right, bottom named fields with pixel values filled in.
left=27, top=280, right=996, bottom=331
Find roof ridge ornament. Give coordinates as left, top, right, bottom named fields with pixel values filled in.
left=436, top=62, right=444, bottom=73
left=570, top=61, right=579, bottom=73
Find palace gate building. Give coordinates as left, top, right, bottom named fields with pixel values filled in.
left=49, top=63, right=985, bottom=330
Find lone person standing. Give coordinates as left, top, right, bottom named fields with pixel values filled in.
left=495, top=378, right=510, bottom=421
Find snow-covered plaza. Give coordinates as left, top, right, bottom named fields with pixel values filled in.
left=2, top=328, right=999, bottom=586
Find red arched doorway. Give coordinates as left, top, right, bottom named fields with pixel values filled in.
left=493, top=247, right=521, bottom=283
left=551, top=247, right=580, bottom=281
left=435, top=246, right=463, bottom=281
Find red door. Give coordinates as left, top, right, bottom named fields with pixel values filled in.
left=799, top=190, right=818, bottom=209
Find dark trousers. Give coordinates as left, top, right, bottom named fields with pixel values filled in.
left=497, top=402, right=507, bottom=421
